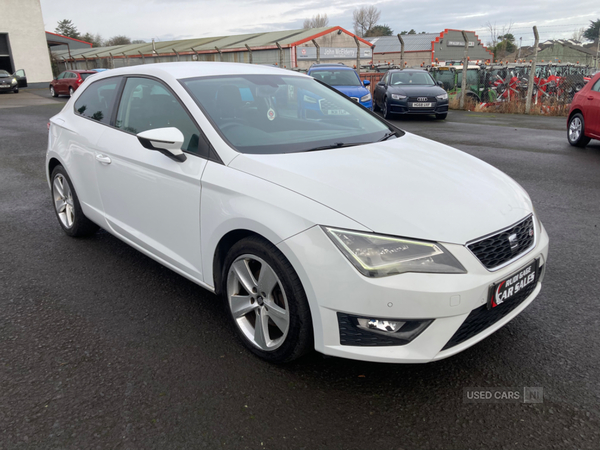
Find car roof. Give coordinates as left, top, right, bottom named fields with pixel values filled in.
left=85, top=62, right=306, bottom=81
left=387, top=69, right=428, bottom=73
left=68, top=70, right=97, bottom=73
left=309, top=65, right=354, bottom=70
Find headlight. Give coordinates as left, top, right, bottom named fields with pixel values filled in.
left=391, top=94, right=407, bottom=100
left=436, top=93, right=448, bottom=100
left=323, top=227, right=467, bottom=277
left=11, top=78, right=17, bottom=85
left=360, top=93, right=372, bottom=102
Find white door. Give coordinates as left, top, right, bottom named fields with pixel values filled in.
left=94, top=77, right=209, bottom=280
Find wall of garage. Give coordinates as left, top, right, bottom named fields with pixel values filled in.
left=294, top=30, right=373, bottom=70
left=370, top=51, right=433, bottom=68
left=0, top=0, right=53, bottom=82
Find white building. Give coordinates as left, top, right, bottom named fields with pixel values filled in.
left=0, top=0, right=53, bottom=82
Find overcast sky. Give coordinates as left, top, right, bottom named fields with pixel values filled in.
left=40, top=0, right=599, bottom=47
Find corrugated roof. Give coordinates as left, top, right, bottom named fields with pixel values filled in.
left=367, top=34, right=439, bottom=53
left=51, top=27, right=349, bottom=60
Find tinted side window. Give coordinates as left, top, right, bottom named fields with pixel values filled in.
left=74, top=77, right=121, bottom=124
left=592, top=79, right=600, bottom=93
left=115, top=77, right=204, bottom=156
left=57, top=72, right=66, bottom=79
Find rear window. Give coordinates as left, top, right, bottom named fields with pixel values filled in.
left=80, top=73, right=94, bottom=80
left=74, top=77, right=121, bottom=124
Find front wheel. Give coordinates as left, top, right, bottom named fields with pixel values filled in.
left=373, top=99, right=381, bottom=112
left=568, top=113, right=591, bottom=147
left=51, top=166, right=99, bottom=237
left=382, top=98, right=393, bottom=120
left=50, top=86, right=58, bottom=97
left=223, top=236, right=313, bottom=363
left=435, top=113, right=447, bottom=120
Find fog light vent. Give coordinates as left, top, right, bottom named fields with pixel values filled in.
left=338, top=313, right=433, bottom=346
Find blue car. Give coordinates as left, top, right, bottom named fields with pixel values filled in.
left=307, top=64, right=372, bottom=110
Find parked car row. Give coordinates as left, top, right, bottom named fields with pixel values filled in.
left=567, top=71, right=600, bottom=148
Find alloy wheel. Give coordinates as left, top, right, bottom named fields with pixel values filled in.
left=227, top=254, right=290, bottom=351
left=52, top=174, right=75, bottom=228
left=569, top=117, right=582, bottom=142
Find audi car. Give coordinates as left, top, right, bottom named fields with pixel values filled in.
left=373, top=69, right=449, bottom=120
left=46, top=62, right=549, bottom=363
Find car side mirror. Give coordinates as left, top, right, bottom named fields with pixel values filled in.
left=363, top=80, right=370, bottom=86
left=377, top=81, right=385, bottom=86
left=437, top=81, right=443, bottom=87
left=137, top=127, right=187, bottom=162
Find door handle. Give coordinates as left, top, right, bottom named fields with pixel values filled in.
left=95, top=154, right=111, bottom=164
left=588, top=96, right=594, bottom=101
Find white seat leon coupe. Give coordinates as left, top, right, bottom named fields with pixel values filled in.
left=46, top=62, right=549, bottom=363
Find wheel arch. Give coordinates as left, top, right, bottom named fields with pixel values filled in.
left=568, top=108, right=583, bottom=123
left=212, top=228, right=265, bottom=296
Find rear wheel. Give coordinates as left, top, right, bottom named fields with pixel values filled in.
left=68, top=87, right=74, bottom=97
left=223, top=236, right=313, bottom=363
left=568, top=113, right=591, bottom=147
left=51, top=166, right=99, bottom=237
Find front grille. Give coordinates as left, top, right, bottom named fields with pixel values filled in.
left=408, top=96, right=436, bottom=102
left=442, top=275, right=539, bottom=350
left=468, top=216, right=534, bottom=270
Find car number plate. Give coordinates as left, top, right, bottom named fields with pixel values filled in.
left=411, top=102, right=432, bottom=107
left=0, top=85, right=10, bottom=88
left=488, top=259, right=539, bottom=309
left=327, top=109, right=350, bottom=115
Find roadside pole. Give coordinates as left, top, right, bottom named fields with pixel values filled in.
left=397, top=34, right=405, bottom=69
left=459, top=31, right=469, bottom=110
left=596, top=27, right=600, bottom=70
left=525, top=26, right=540, bottom=114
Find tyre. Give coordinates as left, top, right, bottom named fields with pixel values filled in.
left=382, top=97, right=393, bottom=120
left=13, top=88, right=18, bottom=94
left=50, top=86, right=58, bottom=97
left=69, top=87, right=74, bottom=97
left=222, top=236, right=313, bottom=363
left=435, top=113, right=447, bottom=120
left=567, top=113, right=591, bottom=148
left=51, top=166, right=99, bottom=237
left=373, top=99, right=381, bottom=112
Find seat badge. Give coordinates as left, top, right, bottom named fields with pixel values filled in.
left=508, top=233, right=518, bottom=251
left=267, top=108, right=276, bottom=121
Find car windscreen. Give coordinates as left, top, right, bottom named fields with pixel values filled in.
left=180, top=74, right=400, bottom=155
left=390, top=72, right=435, bottom=86
left=0, top=70, right=9, bottom=77
left=309, top=69, right=362, bottom=87
left=80, top=73, right=94, bottom=80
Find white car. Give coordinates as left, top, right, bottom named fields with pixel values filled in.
left=46, top=62, right=549, bottom=363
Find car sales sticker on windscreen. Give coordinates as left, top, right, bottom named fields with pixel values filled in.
left=488, top=259, right=539, bottom=309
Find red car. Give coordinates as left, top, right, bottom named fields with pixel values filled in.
left=567, top=71, right=600, bottom=147
left=49, top=70, right=97, bottom=97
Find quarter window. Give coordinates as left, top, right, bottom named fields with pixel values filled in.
left=592, top=79, right=600, bottom=93
left=115, top=77, right=203, bottom=155
left=74, top=77, right=120, bottom=124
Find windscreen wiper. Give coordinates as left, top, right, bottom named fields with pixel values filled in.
left=304, top=142, right=369, bottom=152
left=378, top=131, right=398, bottom=141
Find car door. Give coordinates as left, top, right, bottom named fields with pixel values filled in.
left=585, top=77, right=600, bottom=136
left=13, top=69, right=27, bottom=88
left=94, top=76, right=209, bottom=281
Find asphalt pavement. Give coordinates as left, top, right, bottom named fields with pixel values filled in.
left=1, top=89, right=599, bottom=449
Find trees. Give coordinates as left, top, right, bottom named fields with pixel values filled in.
left=55, top=20, right=80, bottom=39
left=365, top=25, right=393, bottom=37
left=571, top=27, right=585, bottom=42
left=303, top=13, right=329, bottom=29
left=399, top=29, right=417, bottom=35
left=80, top=32, right=104, bottom=47
left=353, top=6, right=381, bottom=37
left=106, top=35, right=132, bottom=46
left=583, top=19, right=600, bottom=41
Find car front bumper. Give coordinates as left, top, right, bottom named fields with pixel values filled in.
left=389, top=98, right=448, bottom=115
left=277, top=219, right=550, bottom=363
